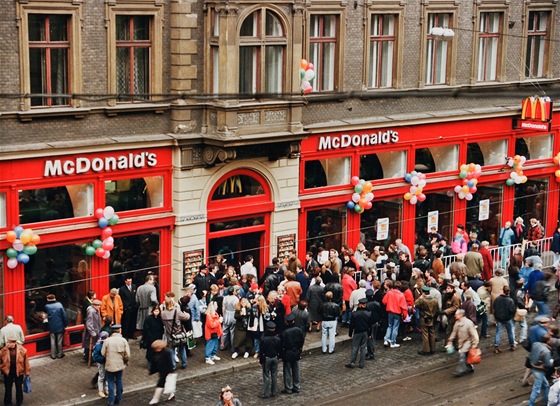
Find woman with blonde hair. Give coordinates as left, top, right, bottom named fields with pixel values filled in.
left=249, top=295, right=268, bottom=358
left=205, top=301, right=223, bottom=365
left=161, top=297, right=190, bottom=370
left=231, top=298, right=253, bottom=359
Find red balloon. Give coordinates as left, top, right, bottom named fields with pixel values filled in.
left=95, top=248, right=106, bottom=258
left=95, top=208, right=105, bottom=219
left=101, top=227, right=113, bottom=239
left=365, top=201, right=372, bottom=210
left=102, top=240, right=114, bottom=251
left=350, top=176, right=360, bottom=186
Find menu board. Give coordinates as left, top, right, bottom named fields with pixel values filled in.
left=277, top=234, right=296, bottom=264
left=183, top=249, right=204, bottom=287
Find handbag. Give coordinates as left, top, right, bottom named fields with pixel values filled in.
left=514, top=308, right=527, bottom=322
left=23, top=376, right=31, bottom=394
left=475, top=303, right=486, bottom=316
left=247, top=316, right=258, bottom=332
left=170, top=310, right=188, bottom=347
left=163, top=373, right=177, bottom=395
left=467, top=348, right=482, bottom=365
left=192, top=320, right=203, bottom=338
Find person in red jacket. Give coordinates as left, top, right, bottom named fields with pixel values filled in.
left=479, top=241, right=494, bottom=281
left=342, top=267, right=358, bottom=327
left=382, top=280, right=408, bottom=348
left=204, top=301, right=223, bottom=365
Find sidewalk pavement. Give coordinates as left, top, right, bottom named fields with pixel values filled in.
left=26, top=328, right=349, bottom=405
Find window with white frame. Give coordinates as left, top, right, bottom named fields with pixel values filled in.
left=525, top=11, right=550, bottom=79
left=477, top=12, right=502, bottom=82
left=425, top=13, right=451, bottom=85
left=309, top=14, right=338, bottom=92
left=368, top=14, right=396, bottom=88
left=239, top=9, right=286, bottom=94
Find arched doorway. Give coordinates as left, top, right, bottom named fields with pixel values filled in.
left=207, top=170, right=273, bottom=276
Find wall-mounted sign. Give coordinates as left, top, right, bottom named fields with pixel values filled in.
left=318, top=130, right=399, bottom=151
left=513, top=96, right=553, bottom=132
left=44, top=152, right=158, bottom=177
left=183, top=249, right=204, bottom=287
left=427, top=211, right=438, bottom=231
left=277, top=234, right=296, bottom=264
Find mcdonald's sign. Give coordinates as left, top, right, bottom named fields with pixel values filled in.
left=513, top=96, right=553, bottom=132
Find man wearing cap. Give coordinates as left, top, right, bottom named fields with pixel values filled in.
left=101, top=288, right=124, bottom=327
left=259, top=321, right=282, bottom=399
left=0, top=336, right=30, bottom=406
left=44, top=294, right=68, bottom=359
left=118, top=276, right=137, bottom=340
left=346, top=298, right=371, bottom=368
left=281, top=313, right=305, bottom=394
left=84, top=299, right=103, bottom=363
left=136, top=274, right=158, bottom=331
left=446, top=309, right=479, bottom=377
left=102, top=325, right=130, bottom=406
left=193, top=264, right=213, bottom=301
left=0, top=316, right=24, bottom=348
left=415, top=285, right=439, bottom=355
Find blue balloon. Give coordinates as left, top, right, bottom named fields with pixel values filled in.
left=17, top=253, right=30, bottom=264
left=346, top=201, right=355, bottom=210
left=404, top=173, right=412, bottom=183
left=14, top=226, right=24, bottom=238
left=98, top=217, right=109, bottom=228
left=467, top=180, right=475, bottom=188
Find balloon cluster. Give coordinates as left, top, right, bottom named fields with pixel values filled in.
left=505, top=155, right=528, bottom=186
left=554, top=152, right=560, bottom=183
left=299, top=59, right=315, bottom=95
left=5, top=226, right=40, bottom=269
left=403, top=171, right=427, bottom=205
left=83, top=206, right=119, bottom=259
left=346, top=176, right=374, bottom=214
left=453, top=163, right=482, bottom=200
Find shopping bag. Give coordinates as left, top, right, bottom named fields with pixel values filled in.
left=467, top=348, right=482, bottom=365
left=163, top=373, right=177, bottom=395
left=187, top=331, right=196, bottom=350
left=192, top=320, right=203, bottom=338
left=23, top=376, right=31, bottom=394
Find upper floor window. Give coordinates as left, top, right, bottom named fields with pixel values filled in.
left=368, top=14, right=396, bottom=88
left=477, top=12, right=502, bottom=82
left=28, top=14, right=70, bottom=107
left=309, top=14, right=339, bottom=92
left=239, top=9, right=286, bottom=94
left=425, top=13, right=452, bottom=85
left=525, top=11, right=550, bottom=79
left=116, top=16, right=152, bottom=102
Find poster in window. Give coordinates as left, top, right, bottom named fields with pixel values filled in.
left=377, top=218, right=389, bottom=240
left=183, top=249, right=204, bottom=287
left=427, top=211, right=438, bottom=232
left=277, top=234, right=296, bottom=264
left=479, top=199, right=489, bottom=221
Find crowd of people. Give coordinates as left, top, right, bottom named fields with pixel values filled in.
left=1, top=219, right=560, bottom=405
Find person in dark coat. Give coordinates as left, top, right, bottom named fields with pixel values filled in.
left=365, top=289, right=382, bottom=359
left=280, top=313, right=305, bottom=394
left=119, top=276, right=137, bottom=340
left=142, top=306, right=165, bottom=369
left=258, top=322, right=282, bottom=399
left=44, top=294, right=68, bottom=360
left=319, top=291, right=341, bottom=354
left=148, top=340, right=175, bottom=404
left=306, top=277, right=325, bottom=332
left=493, top=286, right=516, bottom=353
left=193, top=264, right=214, bottom=300
left=346, top=298, right=371, bottom=369
left=291, top=301, right=310, bottom=339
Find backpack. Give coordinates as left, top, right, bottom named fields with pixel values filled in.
left=92, top=341, right=105, bottom=364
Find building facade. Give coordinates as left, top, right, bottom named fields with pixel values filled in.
left=1, top=0, right=560, bottom=355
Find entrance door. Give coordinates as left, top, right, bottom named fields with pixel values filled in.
left=207, top=170, right=274, bottom=277
left=209, top=231, right=264, bottom=275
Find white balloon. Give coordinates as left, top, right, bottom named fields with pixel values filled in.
left=103, top=206, right=115, bottom=219
left=454, top=185, right=462, bottom=193
left=304, top=69, right=315, bottom=81
left=465, top=193, right=473, bottom=201
left=411, top=176, right=419, bottom=186
left=410, top=196, right=418, bottom=204
left=458, top=191, right=466, bottom=199
left=102, top=250, right=111, bottom=259
left=418, top=180, right=427, bottom=188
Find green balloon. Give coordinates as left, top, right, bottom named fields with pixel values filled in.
left=109, top=214, right=119, bottom=226
left=505, top=178, right=515, bottom=186
left=92, top=239, right=103, bottom=249
left=22, top=245, right=37, bottom=256
left=85, top=246, right=96, bottom=256
left=6, top=248, right=18, bottom=258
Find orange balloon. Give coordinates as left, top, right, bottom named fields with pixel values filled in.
left=6, top=230, right=16, bottom=243
left=300, top=59, right=308, bottom=70
left=359, top=198, right=367, bottom=208
left=554, top=156, right=560, bottom=165
left=468, top=163, right=476, bottom=171
left=404, top=192, right=412, bottom=201
left=29, top=234, right=41, bottom=246
left=362, top=182, right=373, bottom=194
left=556, top=169, right=560, bottom=178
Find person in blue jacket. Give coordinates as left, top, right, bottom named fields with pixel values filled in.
left=44, top=294, right=68, bottom=359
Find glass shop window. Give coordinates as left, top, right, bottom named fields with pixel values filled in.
left=105, top=176, right=163, bottom=212
left=306, top=206, right=347, bottom=253
left=467, top=139, right=508, bottom=167
left=19, top=184, right=93, bottom=224
left=465, top=184, right=503, bottom=246
left=211, top=174, right=265, bottom=200
left=415, top=145, right=458, bottom=173
left=360, top=150, right=407, bottom=181
left=109, top=232, right=160, bottom=288
left=304, top=157, right=351, bottom=189
left=515, top=135, right=553, bottom=160
left=0, top=192, right=6, bottom=228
